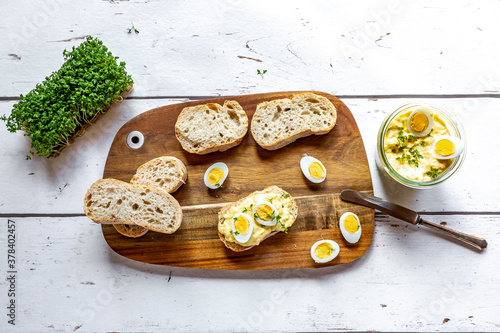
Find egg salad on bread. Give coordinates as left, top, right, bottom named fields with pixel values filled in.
left=218, top=186, right=298, bottom=252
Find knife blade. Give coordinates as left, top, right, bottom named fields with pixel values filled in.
left=340, top=189, right=488, bottom=251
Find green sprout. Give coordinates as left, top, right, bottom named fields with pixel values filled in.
left=127, top=22, right=139, bottom=34
left=0, top=36, right=133, bottom=159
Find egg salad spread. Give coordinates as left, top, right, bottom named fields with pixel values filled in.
left=384, top=110, right=452, bottom=181
left=219, top=191, right=295, bottom=246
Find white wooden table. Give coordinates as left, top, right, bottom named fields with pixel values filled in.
left=1, top=1, right=500, bottom=331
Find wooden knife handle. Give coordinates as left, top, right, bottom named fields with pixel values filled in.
left=420, top=219, right=488, bottom=250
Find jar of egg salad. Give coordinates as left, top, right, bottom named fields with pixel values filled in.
left=376, top=103, right=466, bottom=188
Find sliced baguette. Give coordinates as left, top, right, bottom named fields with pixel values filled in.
left=113, top=223, right=149, bottom=238
left=130, top=156, right=187, bottom=193
left=84, top=179, right=182, bottom=234
left=251, top=92, right=337, bottom=150
left=218, top=186, right=298, bottom=252
left=113, top=156, right=187, bottom=237
left=175, top=100, right=249, bottom=154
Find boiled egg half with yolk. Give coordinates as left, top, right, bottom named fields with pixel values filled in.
left=407, top=106, right=433, bottom=137
left=253, top=200, right=278, bottom=226
left=231, top=213, right=253, bottom=244
left=310, top=240, right=340, bottom=263
left=204, top=162, right=228, bottom=189
left=339, top=212, right=362, bottom=244
left=431, top=136, right=464, bottom=160
left=300, top=156, right=326, bottom=183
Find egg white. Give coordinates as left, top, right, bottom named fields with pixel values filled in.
left=204, top=162, right=228, bottom=189
left=339, top=212, right=362, bottom=244
left=407, top=106, right=434, bottom=137
left=231, top=213, right=254, bottom=244
left=431, top=135, right=465, bottom=160
left=310, top=240, right=340, bottom=263
left=300, top=156, right=326, bottom=184
left=253, top=200, right=278, bottom=226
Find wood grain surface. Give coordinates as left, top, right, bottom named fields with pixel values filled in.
left=101, top=91, right=374, bottom=269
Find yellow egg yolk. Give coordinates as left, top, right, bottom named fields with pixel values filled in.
left=314, top=242, right=334, bottom=259
left=234, top=216, right=250, bottom=235
left=344, top=214, right=359, bottom=233
left=309, top=162, right=325, bottom=179
left=435, top=139, right=455, bottom=157
left=207, top=168, right=224, bottom=186
left=256, top=204, right=273, bottom=221
left=410, top=112, right=429, bottom=132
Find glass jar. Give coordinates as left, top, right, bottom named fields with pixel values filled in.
left=376, top=102, right=466, bottom=189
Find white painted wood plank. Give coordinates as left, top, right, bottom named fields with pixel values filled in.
left=0, top=215, right=497, bottom=332
left=0, top=97, right=498, bottom=214
left=1, top=0, right=500, bottom=97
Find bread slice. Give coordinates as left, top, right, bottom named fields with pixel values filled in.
left=113, top=223, right=149, bottom=238
left=110, top=156, right=187, bottom=237
left=251, top=92, right=337, bottom=150
left=218, top=186, right=298, bottom=252
left=84, top=179, right=182, bottom=234
left=175, top=100, right=249, bottom=154
left=130, top=156, right=187, bottom=193
left=107, top=156, right=187, bottom=237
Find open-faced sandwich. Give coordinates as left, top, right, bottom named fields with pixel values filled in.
left=218, top=186, right=298, bottom=252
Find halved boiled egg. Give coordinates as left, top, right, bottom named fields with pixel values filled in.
left=231, top=213, right=254, bottom=244
left=431, top=136, right=465, bottom=160
left=300, top=156, right=326, bottom=183
left=204, top=162, right=228, bottom=189
left=310, top=240, right=340, bottom=263
left=407, top=106, right=433, bottom=137
left=339, top=212, right=362, bottom=244
left=253, top=200, right=278, bottom=226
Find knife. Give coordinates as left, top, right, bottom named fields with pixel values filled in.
left=340, top=189, right=488, bottom=251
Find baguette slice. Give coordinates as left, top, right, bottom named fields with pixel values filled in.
left=130, top=156, right=187, bottom=193
left=175, top=100, right=248, bottom=154
left=251, top=92, right=337, bottom=150
left=113, top=156, right=187, bottom=237
left=113, top=223, right=149, bottom=238
left=84, top=179, right=182, bottom=234
left=218, top=186, right=298, bottom=252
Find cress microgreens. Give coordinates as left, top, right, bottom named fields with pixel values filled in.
left=426, top=167, right=442, bottom=179
left=281, top=192, right=290, bottom=198
left=127, top=22, right=139, bottom=34
left=230, top=230, right=240, bottom=236
left=275, top=214, right=287, bottom=233
left=257, top=69, right=267, bottom=76
left=393, top=126, right=424, bottom=167
left=0, top=36, right=133, bottom=159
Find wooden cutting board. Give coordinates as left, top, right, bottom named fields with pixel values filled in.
left=101, top=91, right=374, bottom=270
